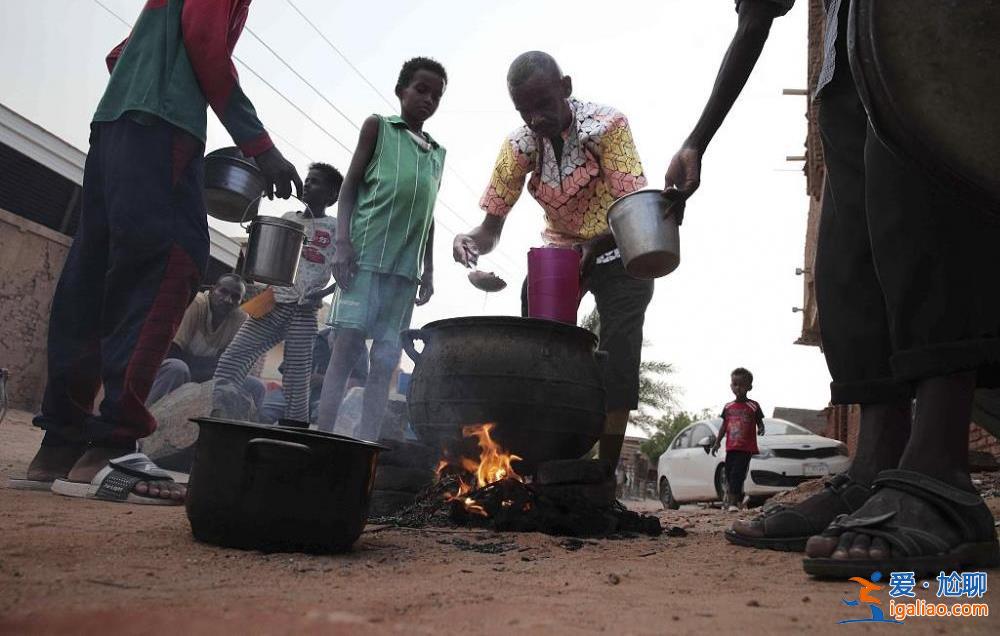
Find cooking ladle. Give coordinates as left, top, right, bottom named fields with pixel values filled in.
left=468, top=268, right=507, bottom=292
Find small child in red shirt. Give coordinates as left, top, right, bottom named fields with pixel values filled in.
left=711, top=367, right=765, bottom=511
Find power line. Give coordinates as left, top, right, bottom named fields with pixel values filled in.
left=89, top=0, right=519, bottom=280
left=286, top=0, right=395, bottom=111
left=281, top=0, right=503, bottom=213
left=239, top=18, right=519, bottom=276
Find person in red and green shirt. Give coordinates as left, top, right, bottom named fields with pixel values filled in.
left=26, top=0, right=300, bottom=505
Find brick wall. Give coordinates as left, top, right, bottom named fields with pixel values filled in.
left=825, top=405, right=1000, bottom=459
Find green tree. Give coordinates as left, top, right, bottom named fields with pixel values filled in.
left=640, top=408, right=716, bottom=462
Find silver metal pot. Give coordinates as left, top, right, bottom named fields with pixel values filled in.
left=204, top=147, right=267, bottom=223
left=243, top=216, right=306, bottom=286
left=607, top=189, right=681, bottom=279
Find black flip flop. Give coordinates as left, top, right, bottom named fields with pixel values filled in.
left=803, top=469, right=1000, bottom=579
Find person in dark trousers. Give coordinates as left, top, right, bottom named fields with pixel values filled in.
left=145, top=273, right=264, bottom=407
left=711, top=368, right=765, bottom=512
left=27, top=0, right=300, bottom=505
left=666, top=0, right=998, bottom=576
left=453, top=51, right=651, bottom=468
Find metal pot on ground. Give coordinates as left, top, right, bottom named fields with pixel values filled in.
left=185, top=417, right=385, bottom=553
left=401, top=316, right=607, bottom=473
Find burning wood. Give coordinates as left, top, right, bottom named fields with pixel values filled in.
left=379, top=423, right=662, bottom=537
left=436, top=423, right=525, bottom=517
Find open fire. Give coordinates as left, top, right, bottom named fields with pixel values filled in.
left=381, top=423, right=661, bottom=537
left=435, top=423, right=523, bottom=517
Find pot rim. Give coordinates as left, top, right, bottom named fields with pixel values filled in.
left=249, top=216, right=307, bottom=233
left=190, top=417, right=388, bottom=451
left=416, top=315, right=598, bottom=347
left=607, top=188, right=673, bottom=219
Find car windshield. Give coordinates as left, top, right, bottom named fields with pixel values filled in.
left=763, top=421, right=811, bottom=436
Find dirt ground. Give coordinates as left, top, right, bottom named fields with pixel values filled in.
left=1, top=410, right=998, bottom=635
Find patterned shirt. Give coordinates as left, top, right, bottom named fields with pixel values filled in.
left=735, top=0, right=843, bottom=97
left=720, top=399, right=765, bottom=454
left=480, top=98, right=647, bottom=248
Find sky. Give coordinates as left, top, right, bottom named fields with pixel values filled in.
left=0, top=0, right=833, bottom=417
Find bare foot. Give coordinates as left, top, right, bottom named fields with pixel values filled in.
left=67, top=447, right=186, bottom=501
left=26, top=445, right=86, bottom=482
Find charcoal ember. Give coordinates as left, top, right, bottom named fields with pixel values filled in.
left=375, top=475, right=661, bottom=538
left=534, top=480, right=617, bottom=507
left=374, top=465, right=435, bottom=494
left=536, top=459, right=612, bottom=486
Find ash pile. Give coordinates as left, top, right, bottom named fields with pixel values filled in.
left=373, top=424, right=661, bottom=538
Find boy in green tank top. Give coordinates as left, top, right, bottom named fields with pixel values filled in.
left=316, top=58, right=447, bottom=441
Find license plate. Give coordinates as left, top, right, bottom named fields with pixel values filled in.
left=804, top=462, right=829, bottom=476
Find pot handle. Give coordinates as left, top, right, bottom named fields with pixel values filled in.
left=245, top=437, right=313, bottom=465
left=401, top=329, right=429, bottom=364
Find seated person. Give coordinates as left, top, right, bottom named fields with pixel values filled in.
left=146, top=273, right=264, bottom=406
left=259, top=328, right=368, bottom=425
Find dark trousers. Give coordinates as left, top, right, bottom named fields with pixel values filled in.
left=521, top=257, right=654, bottom=411
left=724, top=451, right=752, bottom=501
left=815, top=37, right=1000, bottom=405
left=34, top=116, right=208, bottom=447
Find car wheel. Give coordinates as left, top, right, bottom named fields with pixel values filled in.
left=659, top=477, right=679, bottom=510
left=714, top=465, right=727, bottom=502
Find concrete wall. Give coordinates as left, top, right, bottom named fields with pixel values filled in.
left=0, top=207, right=71, bottom=410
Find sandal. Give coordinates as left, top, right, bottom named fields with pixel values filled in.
left=51, top=452, right=182, bottom=506
left=802, top=469, right=1000, bottom=578
left=725, top=473, right=870, bottom=552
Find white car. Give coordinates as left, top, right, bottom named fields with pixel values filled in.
left=655, top=418, right=850, bottom=509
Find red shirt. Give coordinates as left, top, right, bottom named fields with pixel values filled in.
left=720, top=399, right=764, bottom=454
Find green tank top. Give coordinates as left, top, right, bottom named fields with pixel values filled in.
left=352, top=115, right=446, bottom=282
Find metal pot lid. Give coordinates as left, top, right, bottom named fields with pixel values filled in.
left=190, top=417, right=387, bottom=450
left=249, top=216, right=306, bottom=233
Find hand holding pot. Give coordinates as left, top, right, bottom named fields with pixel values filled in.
left=332, top=239, right=359, bottom=290
left=256, top=146, right=302, bottom=200
left=663, top=146, right=702, bottom=204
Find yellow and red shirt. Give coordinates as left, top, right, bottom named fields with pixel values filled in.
left=480, top=98, right=646, bottom=248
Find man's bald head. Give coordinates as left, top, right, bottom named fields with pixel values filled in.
left=507, top=51, right=564, bottom=89
left=506, top=51, right=574, bottom=139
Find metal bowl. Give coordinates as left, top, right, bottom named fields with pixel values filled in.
left=607, top=189, right=681, bottom=279
left=204, top=147, right=267, bottom=223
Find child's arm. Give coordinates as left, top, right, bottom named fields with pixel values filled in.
left=755, top=402, right=766, bottom=436
left=712, top=411, right=728, bottom=456
left=332, top=115, right=380, bottom=290
left=416, top=222, right=435, bottom=306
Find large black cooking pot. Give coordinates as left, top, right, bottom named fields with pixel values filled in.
left=185, top=418, right=385, bottom=553
left=402, top=316, right=606, bottom=472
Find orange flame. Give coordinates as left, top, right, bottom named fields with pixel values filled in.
left=436, top=423, right=522, bottom=516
